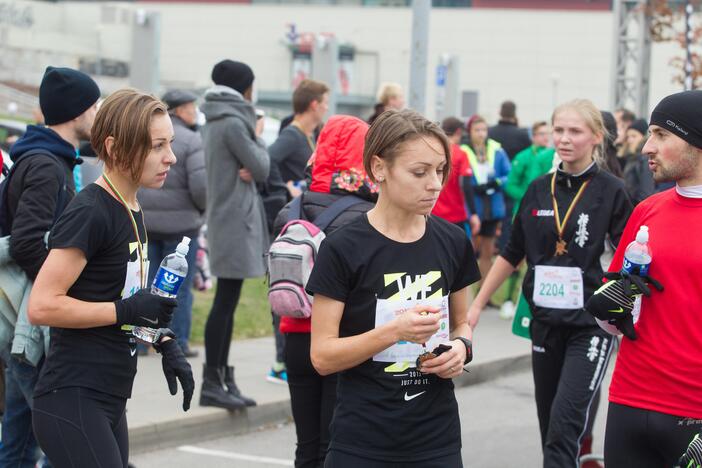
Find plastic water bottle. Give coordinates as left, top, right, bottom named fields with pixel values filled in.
left=596, top=226, right=651, bottom=336
left=621, top=226, right=652, bottom=276
left=132, top=236, right=191, bottom=343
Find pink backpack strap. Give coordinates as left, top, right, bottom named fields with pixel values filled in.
left=280, top=219, right=322, bottom=237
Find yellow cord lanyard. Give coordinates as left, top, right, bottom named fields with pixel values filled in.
left=550, top=172, right=590, bottom=257
left=102, top=174, right=148, bottom=289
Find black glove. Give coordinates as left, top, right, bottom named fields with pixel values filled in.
left=156, top=336, right=194, bottom=412
left=114, top=289, right=176, bottom=328
left=603, top=270, right=664, bottom=297
left=486, top=179, right=500, bottom=190
left=585, top=279, right=638, bottom=340
left=678, top=433, right=702, bottom=468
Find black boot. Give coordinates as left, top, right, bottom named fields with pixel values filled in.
left=223, top=365, right=257, bottom=407
left=199, top=364, right=247, bottom=410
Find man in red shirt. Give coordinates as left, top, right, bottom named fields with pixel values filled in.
left=586, top=90, right=702, bottom=467
left=432, top=117, right=480, bottom=236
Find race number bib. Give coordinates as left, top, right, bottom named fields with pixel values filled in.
left=533, top=265, right=584, bottom=309
left=119, top=258, right=149, bottom=333
left=121, top=259, right=150, bottom=299
left=372, top=296, right=450, bottom=364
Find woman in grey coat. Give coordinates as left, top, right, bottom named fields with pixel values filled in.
left=199, top=60, right=270, bottom=410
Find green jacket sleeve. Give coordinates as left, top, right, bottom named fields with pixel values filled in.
left=505, top=148, right=530, bottom=202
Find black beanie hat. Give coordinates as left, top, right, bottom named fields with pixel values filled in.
left=649, top=90, right=702, bottom=149
left=39, top=66, right=101, bottom=126
left=211, top=59, right=254, bottom=95
left=628, top=118, right=649, bottom=137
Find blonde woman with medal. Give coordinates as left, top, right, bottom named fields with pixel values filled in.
left=468, top=99, right=633, bottom=468
left=28, top=89, right=195, bottom=468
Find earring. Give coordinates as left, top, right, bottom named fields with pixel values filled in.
left=378, top=176, right=384, bottom=182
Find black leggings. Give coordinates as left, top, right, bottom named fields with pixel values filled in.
left=285, top=333, right=338, bottom=468
left=204, top=278, right=244, bottom=366
left=324, top=450, right=462, bottom=468
left=531, top=322, right=613, bottom=468
left=32, top=387, right=128, bottom=468
left=605, top=402, right=702, bottom=467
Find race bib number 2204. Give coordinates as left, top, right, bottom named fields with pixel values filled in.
left=533, top=265, right=583, bottom=309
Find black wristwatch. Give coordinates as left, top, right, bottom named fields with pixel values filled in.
left=455, top=337, right=473, bottom=364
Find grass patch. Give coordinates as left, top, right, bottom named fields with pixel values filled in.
left=190, top=277, right=272, bottom=344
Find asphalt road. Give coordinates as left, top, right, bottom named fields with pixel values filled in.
left=130, top=363, right=612, bottom=468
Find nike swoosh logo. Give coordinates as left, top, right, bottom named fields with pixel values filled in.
left=404, top=391, right=426, bottom=401
left=139, top=317, right=159, bottom=325
left=608, top=307, right=624, bottom=314
left=130, top=347, right=137, bottom=357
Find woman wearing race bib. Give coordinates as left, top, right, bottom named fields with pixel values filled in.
left=468, top=99, right=632, bottom=468
left=308, top=109, right=480, bottom=467
left=28, top=89, right=194, bottom=468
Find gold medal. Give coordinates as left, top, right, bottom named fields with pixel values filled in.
left=555, top=238, right=568, bottom=256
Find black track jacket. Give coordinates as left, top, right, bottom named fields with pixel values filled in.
left=502, top=162, right=633, bottom=327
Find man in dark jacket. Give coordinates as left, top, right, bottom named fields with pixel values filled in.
left=488, top=100, right=531, bottom=161
left=0, top=66, right=99, bottom=467
left=621, top=118, right=655, bottom=205
left=489, top=100, right=531, bottom=252
left=139, top=89, right=206, bottom=358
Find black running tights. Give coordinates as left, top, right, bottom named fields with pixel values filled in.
left=605, top=402, right=702, bottom=468
left=204, top=277, right=244, bottom=367
left=33, top=387, right=128, bottom=468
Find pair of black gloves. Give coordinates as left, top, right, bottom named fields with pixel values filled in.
left=115, top=289, right=195, bottom=411
left=585, top=269, right=663, bottom=340
left=473, top=179, right=500, bottom=195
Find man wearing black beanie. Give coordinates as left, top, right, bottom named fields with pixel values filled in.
left=585, top=90, right=702, bottom=468
left=0, top=66, right=100, bottom=467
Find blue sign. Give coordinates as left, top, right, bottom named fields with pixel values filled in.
left=436, top=64, right=447, bottom=87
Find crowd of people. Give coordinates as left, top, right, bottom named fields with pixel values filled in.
left=0, top=59, right=700, bottom=468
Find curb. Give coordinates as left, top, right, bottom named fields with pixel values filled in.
left=129, top=352, right=531, bottom=454
left=129, top=400, right=293, bottom=454
left=455, top=352, right=531, bottom=389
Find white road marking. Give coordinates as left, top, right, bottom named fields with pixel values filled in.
left=178, top=445, right=294, bottom=466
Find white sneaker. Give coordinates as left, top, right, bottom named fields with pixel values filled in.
left=499, top=300, right=515, bottom=320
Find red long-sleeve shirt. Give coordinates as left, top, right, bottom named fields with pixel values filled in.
left=608, top=188, right=702, bottom=419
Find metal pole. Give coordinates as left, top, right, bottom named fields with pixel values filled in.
left=610, top=0, right=651, bottom=117
left=609, top=0, right=624, bottom=111
left=684, top=0, right=694, bottom=90
left=635, top=0, right=651, bottom=117
left=130, top=10, right=161, bottom=94
left=312, top=35, right=339, bottom=116
left=409, top=0, right=430, bottom=114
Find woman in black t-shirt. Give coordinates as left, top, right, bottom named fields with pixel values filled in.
left=307, top=110, right=480, bottom=467
left=467, top=99, right=632, bottom=468
left=28, top=89, right=194, bottom=468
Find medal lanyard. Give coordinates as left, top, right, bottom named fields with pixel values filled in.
left=102, top=174, right=148, bottom=289
left=550, top=172, right=590, bottom=251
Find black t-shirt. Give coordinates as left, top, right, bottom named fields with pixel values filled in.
left=306, top=214, right=480, bottom=461
left=34, top=184, right=148, bottom=399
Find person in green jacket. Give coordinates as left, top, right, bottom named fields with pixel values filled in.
left=505, top=121, right=556, bottom=215
left=500, top=121, right=555, bottom=319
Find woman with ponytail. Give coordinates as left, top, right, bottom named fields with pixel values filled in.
left=468, top=99, right=633, bottom=468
